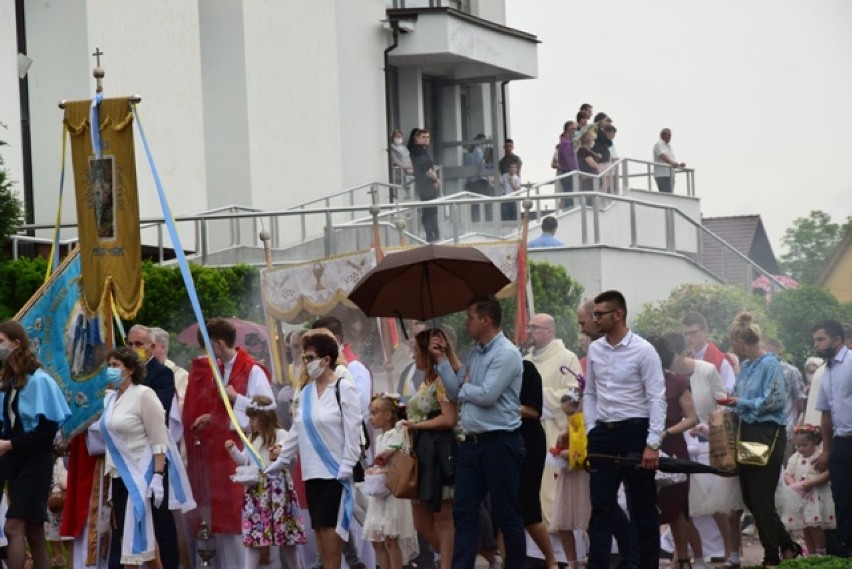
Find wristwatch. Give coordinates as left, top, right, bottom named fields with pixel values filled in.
left=647, top=441, right=660, bottom=451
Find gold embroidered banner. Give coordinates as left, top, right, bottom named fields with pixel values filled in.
left=64, top=97, right=143, bottom=319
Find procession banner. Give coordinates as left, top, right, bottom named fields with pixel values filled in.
left=260, top=242, right=519, bottom=324
left=64, top=97, right=143, bottom=319
left=15, top=250, right=110, bottom=438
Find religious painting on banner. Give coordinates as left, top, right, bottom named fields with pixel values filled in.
left=63, top=97, right=143, bottom=319
left=15, top=250, right=111, bottom=438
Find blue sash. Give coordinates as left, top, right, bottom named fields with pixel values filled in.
left=99, top=392, right=151, bottom=559
left=303, top=382, right=354, bottom=539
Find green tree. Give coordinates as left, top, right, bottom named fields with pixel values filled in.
left=0, top=132, right=25, bottom=255
left=780, top=210, right=852, bottom=285
left=633, top=283, right=772, bottom=350
left=0, top=256, right=48, bottom=320
left=765, top=285, right=852, bottom=369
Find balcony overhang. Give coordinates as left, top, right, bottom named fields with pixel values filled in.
left=386, top=8, right=539, bottom=81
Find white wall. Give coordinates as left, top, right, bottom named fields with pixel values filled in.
left=0, top=0, right=24, bottom=206
left=24, top=0, right=90, bottom=235
left=530, top=246, right=721, bottom=326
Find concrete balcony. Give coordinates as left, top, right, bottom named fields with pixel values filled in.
left=386, top=7, right=538, bottom=80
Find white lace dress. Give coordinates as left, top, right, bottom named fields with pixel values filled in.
left=362, top=427, right=419, bottom=561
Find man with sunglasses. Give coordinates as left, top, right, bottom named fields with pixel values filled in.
left=583, top=290, right=666, bottom=569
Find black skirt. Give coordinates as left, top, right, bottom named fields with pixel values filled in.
left=5, top=449, right=53, bottom=523
left=305, top=478, right=344, bottom=529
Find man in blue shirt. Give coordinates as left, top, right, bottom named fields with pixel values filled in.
left=432, top=296, right=525, bottom=569
left=527, top=216, right=565, bottom=248
left=813, top=319, right=852, bottom=558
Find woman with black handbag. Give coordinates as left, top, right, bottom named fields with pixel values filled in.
left=724, top=312, right=802, bottom=567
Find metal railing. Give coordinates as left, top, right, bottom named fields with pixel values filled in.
left=11, top=158, right=781, bottom=291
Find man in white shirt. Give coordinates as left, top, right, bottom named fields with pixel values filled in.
left=583, top=290, right=666, bottom=569
left=652, top=128, right=686, bottom=194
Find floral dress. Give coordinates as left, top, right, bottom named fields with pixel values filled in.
left=779, top=449, right=836, bottom=531
left=407, top=378, right=457, bottom=502
left=240, top=429, right=307, bottom=547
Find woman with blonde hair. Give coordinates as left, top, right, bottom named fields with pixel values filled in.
left=724, top=312, right=801, bottom=567
left=397, top=327, right=460, bottom=569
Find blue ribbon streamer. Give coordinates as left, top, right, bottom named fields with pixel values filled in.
left=90, top=92, right=104, bottom=159
left=130, top=104, right=262, bottom=468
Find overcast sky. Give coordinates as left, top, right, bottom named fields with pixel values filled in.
left=505, top=0, right=852, bottom=254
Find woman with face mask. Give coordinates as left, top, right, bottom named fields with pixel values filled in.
left=0, top=320, right=71, bottom=569
left=270, top=330, right=362, bottom=569
left=98, top=346, right=194, bottom=569
left=390, top=129, right=414, bottom=193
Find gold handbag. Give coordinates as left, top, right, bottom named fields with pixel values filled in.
left=736, top=424, right=778, bottom=466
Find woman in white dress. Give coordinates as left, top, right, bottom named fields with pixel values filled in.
left=101, top=346, right=169, bottom=569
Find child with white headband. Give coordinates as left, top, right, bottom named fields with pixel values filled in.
left=226, top=395, right=306, bottom=568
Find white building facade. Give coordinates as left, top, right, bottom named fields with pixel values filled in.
left=0, top=0, right=538, bottom=250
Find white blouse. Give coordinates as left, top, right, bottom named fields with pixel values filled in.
left=279, top=373, right=362, bottom=480
left=104, top=384, right=169, bottom=477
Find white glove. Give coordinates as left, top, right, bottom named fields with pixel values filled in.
left=263, top=456, right=289, bottom=476
left=148, top=473, right=164, bottom=508
left=336, top=463, right=353, bottom=481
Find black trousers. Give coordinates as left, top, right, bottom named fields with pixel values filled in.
left=587, top=419, right=658, bottom=569
left=830, top=436, right=852, bottom=556
left=421, top=206, right=440, bottom=242
left=737, top=422, right=795, bottom=564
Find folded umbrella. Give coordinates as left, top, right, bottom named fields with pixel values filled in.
left=585, top=453, right=737, bottom=477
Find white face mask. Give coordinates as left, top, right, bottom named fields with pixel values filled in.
left=393, top=137, right=403, bottom=145
left=306, top=358, right=324, bottom=379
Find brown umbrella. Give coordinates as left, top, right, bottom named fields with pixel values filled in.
left=348, top=243, right=511, bottom=321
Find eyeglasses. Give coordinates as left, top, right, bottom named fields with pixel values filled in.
left=128, top=340, right=147, bottom=348
left=526, top=324, right=546, bottom=330
left=592, top=309, right=617, bottom=320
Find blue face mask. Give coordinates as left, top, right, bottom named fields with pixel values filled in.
left=106, top=367, right=124, bottom=387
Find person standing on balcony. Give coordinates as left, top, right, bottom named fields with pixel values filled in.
left=390, top=129, right=414, bottom=199
left=498, top=138, right=523, bottom=176
left=556, top=121, right=579, bottom=208
left=653, top=128, right=686, bottom=193
left=409, top=128, right=441, bottom=242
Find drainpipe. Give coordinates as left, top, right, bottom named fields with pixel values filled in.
left=383, top=20, right=400, bottom=199
left=16, top=0, right=35, bottom=229
left=500, top=80, right=510, bottom=140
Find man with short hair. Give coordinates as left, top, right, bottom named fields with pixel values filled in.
left=150, top=327, right=189, bottom=412
left=498, top=138, right=523, bottom=175
left=557, top=121, right=579, bottom=208
left=812, top=320, right=852, bottom=557
left=652, top=128, right=686, bottom=193
left=681, top=312, right=736, bottom=392
left=577, top=297, right=638, bottom=569
left=844, top=323, right=852, bottom=350
left=524, top=312, right=582, bottom=527
left=124, top=324, right=180, bottom=569
left=527, top=216, right=564, bottom=248
left=432, top=296, right=526, bottom=569
left=584, top=290, right=666, bottom=569
left=182, top=317, right=274, bottom=566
